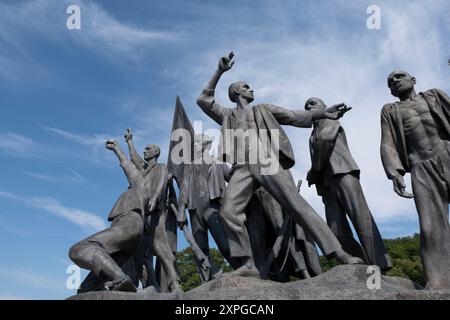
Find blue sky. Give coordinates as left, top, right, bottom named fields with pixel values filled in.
left=0, top=0, right=449, bottom=299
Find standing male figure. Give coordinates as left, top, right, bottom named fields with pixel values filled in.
left=197, top=52, right=363, bottom=276
left=124, top=129, right=181, bottom=292
left=380, top=70, right=450, bottom=289
left=305, top=97, right=392, bottom=271
left=177, top=133, right=238, bottom=279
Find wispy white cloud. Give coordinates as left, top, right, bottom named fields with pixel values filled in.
left=0, top=133, right=37, bottom=156
left=22, top=170, right=88, bottom=185
left=0, top=269, right=60, bottom=292
left=0, top=0, right=181, bottom=82
left=66, top=170, right=87, bottom=184
left=22, top=171, right=57, bottom=182
left=43, top=126, right=114, bottom=163
left=43, top=126, right=108, bottom=147
left=0, top=191, right=106, bottom=232
left=42, top=125, right=167, bottom=165
left=72, top=0, right=180, bottom=61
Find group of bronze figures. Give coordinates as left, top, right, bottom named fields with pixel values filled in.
left=69, top=52, right=450, bottom=293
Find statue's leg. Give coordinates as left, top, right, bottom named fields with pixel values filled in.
left=70, top=238, right=128, bottom=282
left=204, top=203, right=230, bottom=258
left=189, top=209, right=210, bottom=257
left=219, top=165, right=257, bottom=266
left=204, top=201, right=242, bottom=270
left=322, top=179, right=367, bottom=262
left=411, top=157, right=450, bottom=290
left=77, top=270, right=108, bottom=293
left=299, top=227, right=322, bottom=276
left=336, top=173, right=392, bottom=270
left=151, top=209, right=181, bottom=292
left=132, top=234, right=159, bottom=289
left=143, top=254, right=159, bottom=290
left=288, top=237, right=308, bottom=275
left=69, top=211, right=143, bottom=292
left=189, top=209, right=213, bottom=281
left=256, top=170, right=360, bottom=264
left=245, top=194, right=268, bottom=272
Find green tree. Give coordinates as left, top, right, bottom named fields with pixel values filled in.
left=319, top=256, right=339, bottom=272
left=318, top=233, right=424, bottom=286
left=384, top=233, right=424, bottom=286
left=176, top=247, right=232, bottom=291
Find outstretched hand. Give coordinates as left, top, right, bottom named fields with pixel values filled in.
left=324, top=103, right=352, bottom=120
left=218, top=51, right=235, bottom=73
left=105, top=139, right=119, bottom=150
left=393, top=175, right=414, bottom=199
left=124, top=128, right=132, bottom=142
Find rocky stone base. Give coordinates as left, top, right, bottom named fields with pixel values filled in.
left=67, top=265, right=450, bottom=300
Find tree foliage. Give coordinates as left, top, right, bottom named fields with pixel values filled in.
left=319, top=233, right=424, bottom=286
left=176, top=247, right=232, bottom=291
left=383, top=233, right=424, bottom=286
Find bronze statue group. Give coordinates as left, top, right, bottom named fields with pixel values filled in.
left=69, top=52, right=450, bottom=294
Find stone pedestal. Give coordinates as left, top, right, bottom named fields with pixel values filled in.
left=67, top=265, right=450, bottom=300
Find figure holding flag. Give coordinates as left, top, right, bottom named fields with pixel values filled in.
left=168, top=97, right=237, bottom=281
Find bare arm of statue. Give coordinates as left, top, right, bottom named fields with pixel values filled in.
left=105, top=139, right=141, bottom=186
left=124, top=128, right=146, bottom=172
left=196, top=52, right=234, bottom=124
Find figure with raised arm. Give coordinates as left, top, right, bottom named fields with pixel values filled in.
left=69, top=134, right=181, bottom=293
left=124, top=128, right=181, bottom=292
left=196, top=52, right=363, bottom=277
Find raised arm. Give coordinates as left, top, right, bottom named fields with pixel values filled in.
left=105, top=139, right=140, bottom=186
left=266, top=103, right=352, bottom=127
left=196, top=52, right=234, bottom=124
left=124, top=128, right=146, bottom=172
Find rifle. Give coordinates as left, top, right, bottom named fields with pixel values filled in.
left=169, top=203, right=212, bottom=282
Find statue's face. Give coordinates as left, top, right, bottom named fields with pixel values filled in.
left=143, top=144, right=159, bottom=161
left=193, top=137, right=203, bottom=153
left=237, top=82, right=254, bottom=103
left=304, top=97, right=326, bottom=111
left=194, top=135, right=211, bottom=154
left=387, top=71, right=416, bottom=98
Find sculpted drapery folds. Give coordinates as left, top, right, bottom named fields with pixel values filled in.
left=380, top=70, right=450, bottom=290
